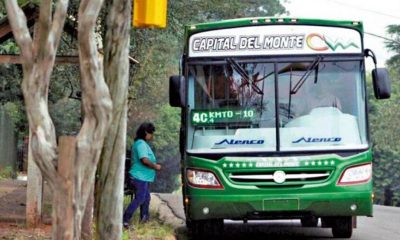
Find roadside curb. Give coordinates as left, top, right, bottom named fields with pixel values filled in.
left=150, top=193, right=185, bottom=228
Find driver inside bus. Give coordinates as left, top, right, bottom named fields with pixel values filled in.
left=306, top=82, right=342, bottom=112
left=210, top=65, right=239, bottom=106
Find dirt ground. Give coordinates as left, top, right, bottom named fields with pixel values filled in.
left=0, top=222, right=51, bottom=240
left=0, top=179, right=51, bottom=239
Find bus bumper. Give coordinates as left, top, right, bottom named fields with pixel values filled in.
left=186, top=191, right=373, bottom=220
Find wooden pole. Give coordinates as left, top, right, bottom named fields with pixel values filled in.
left=53, top=136, right=75, bottom=239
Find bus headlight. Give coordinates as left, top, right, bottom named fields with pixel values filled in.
left=337, top=163, right=372, bottom=185
left=187, top=168, right=224, bottom=189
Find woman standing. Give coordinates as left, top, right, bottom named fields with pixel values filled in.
left=123, top=122, right=161, bottom=229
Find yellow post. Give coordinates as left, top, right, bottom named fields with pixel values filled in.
left=133, top=0, right=167, bottom=28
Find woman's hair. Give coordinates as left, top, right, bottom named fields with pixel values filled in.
left=135, top=122, right=156, bottom=141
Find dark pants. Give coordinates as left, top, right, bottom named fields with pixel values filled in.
left=123, top=178, right=151, bottom=223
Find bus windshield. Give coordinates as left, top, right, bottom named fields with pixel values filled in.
left=187, top=59, right=367, bottom=153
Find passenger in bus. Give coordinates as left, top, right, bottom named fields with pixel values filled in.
left=306, top=82, right=342, bottom=112
left=123, top=122, right=161, bottom=229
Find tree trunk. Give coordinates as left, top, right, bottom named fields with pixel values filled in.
left=95, top=0, right=131, bottom=239
left=81, top=187, right=94, bottom=240
left=26, top=131, right=43, bottom=227
left=73, top=0, right=111, bottom=237
left=5, top=2, right=69, bottom=238
left=6, top=0, right=112, bottom=239
left=5, top=0, right=67, bottom=189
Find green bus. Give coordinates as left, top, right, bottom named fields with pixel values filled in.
left=169, top=17, right=391, bottom=238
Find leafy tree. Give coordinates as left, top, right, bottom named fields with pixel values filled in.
left=152, top=105, right=181, bottom=192
left=385, top=25, right=400, bottom=72
left=369, top=24, right=400, bottom=206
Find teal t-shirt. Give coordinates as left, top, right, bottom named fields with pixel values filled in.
left=129, top=139, right=157, bottom=182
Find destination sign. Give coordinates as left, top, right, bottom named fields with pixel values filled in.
left=192, top=35, right=304, bottom=52
left=188, top=25, right=362, bottom=57
left=191, top=109, right=256, bottom=125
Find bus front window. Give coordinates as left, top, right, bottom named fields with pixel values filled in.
left=187, top=60, right=367, bottom=153
left=278, top=61, right=368, bottom=151
left=189, top=63, right=276, bottom=152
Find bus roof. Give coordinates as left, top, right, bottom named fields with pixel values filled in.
left=184, top=17, right=364, bottom=37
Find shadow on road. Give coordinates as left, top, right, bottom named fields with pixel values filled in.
left=175, top=220, right=340, bottom=240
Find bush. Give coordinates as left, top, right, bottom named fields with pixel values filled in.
left=0, top=166, right=15, bottom=179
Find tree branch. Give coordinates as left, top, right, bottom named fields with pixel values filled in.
left=5, top=0, right=33, bottom=61
left=36, top=0, right=51, bottom=59
left=51, top=0, right=70, bottom=51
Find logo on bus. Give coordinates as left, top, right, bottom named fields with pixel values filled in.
left=306, top=33, right=359, bottom=52
left=292, top=137, right=342, bottom=144
left=215, top=139, right=265, bottom=146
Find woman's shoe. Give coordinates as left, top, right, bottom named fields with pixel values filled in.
left=123, top=222, right=130, bottom=229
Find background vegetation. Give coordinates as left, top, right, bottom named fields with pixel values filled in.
left=368, top=24, right=400, bottom=205
left=0, top=1, right=399, bottom=205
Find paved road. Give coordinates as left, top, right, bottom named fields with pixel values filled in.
left=156, top=194, right=400, bottom=240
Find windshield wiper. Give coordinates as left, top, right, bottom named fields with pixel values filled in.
left=290, top=56, right=323, bottom=94
left=227, top=58, right=264, bottom=95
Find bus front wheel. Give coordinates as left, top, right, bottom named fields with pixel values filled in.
left=331, top=216, right=353, bottom=238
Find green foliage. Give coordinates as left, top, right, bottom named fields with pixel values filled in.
left=368, top=64, right=400, bottom=206
left=49, top=98, right=81, bottom=136
left=0, top=64, right=27, bottom=138
left=2, top=102, right=26, bottom=131
left=123, top=218, right=175, bottom=240
left=152, top=105, right=181, bottom=193
left=385, top=25, right=400, bottom=74
left=385, top=25, right=400, bottom=52
left=0, top=65, right=23, bottom=103
left=0, top=166, right=15, bottom=179
left=0, top=0, right=40, bottom=15
left=368, top=24, right=400, bottom=206
left=0, top=41, right=20, bottom=54
left=128, top=0, right=287, bottom=193
left=168, top=0, right=287, bottom=26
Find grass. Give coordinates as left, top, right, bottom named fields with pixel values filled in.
left=122, top=215, right=176, bottom=240
left=122, top=196, right=177, bottom=240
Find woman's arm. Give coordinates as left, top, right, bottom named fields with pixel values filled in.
left=140, top=157, right=161, bottom=170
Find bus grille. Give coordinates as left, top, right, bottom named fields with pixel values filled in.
left=228, top=170, right=331, bottom=185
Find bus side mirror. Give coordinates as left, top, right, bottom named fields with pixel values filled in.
left=169, top=75, right=185, bottom=107
left=372, top=68, right=391, bottom=99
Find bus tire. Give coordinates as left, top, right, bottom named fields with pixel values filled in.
left=331, top=216, right=353, bottom=238
left=301, top=216, right=319, bottom=227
